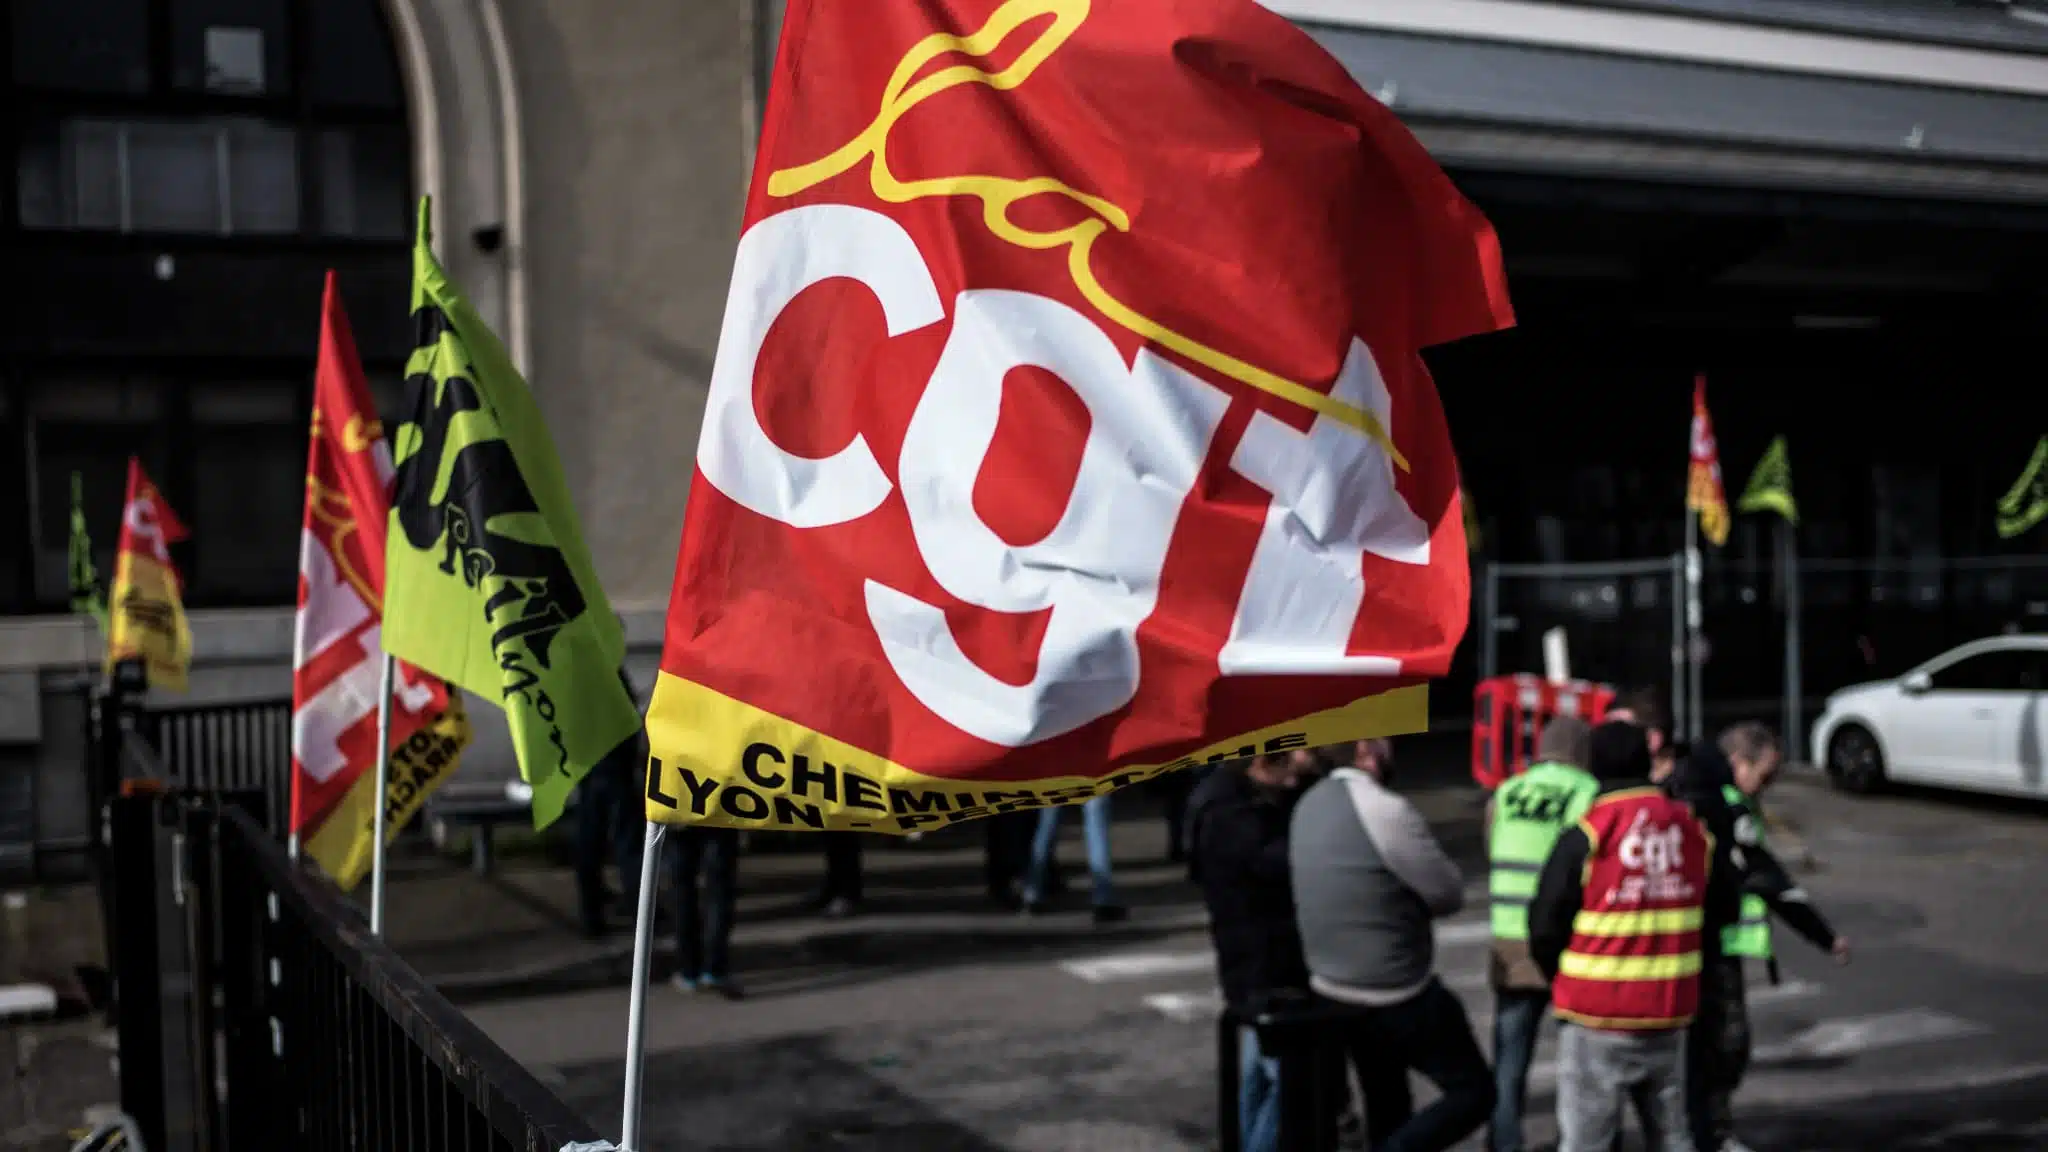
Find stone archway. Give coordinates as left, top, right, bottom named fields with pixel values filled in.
left=381, top=0, right=530, bottom=373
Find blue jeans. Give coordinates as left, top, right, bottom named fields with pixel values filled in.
left=1240, top=1026, right=1282, bottom=1152
left=1023, top=795, right=1115, bottom=906
left=1490, top=990, right=1549, bottom=1152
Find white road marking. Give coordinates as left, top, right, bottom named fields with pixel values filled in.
left=1062, top=919, right=1487, bottom=986
left=1061, top=952, right=1214, bottom=983
left=1750, top=1008, right=1987, bottom=1064
left=1142, top=990, right=1224, bottom=1024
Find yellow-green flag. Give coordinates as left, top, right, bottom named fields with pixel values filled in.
left=1996, top=436, right=2048, bottom=539
left=67, top=472, right=106, bottom=629
left=382, top=199, right=639, bottom=829
left=1737, top=436, right=1798, bottom=524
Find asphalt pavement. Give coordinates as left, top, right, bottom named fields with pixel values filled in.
left=450, top=765, right=2048, bottom=1152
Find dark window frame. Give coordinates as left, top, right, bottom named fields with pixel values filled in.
left=4, top=0, right=412, bottom=614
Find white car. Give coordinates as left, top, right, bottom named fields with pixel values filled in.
left=1812, top=634, right=2048, bottom=798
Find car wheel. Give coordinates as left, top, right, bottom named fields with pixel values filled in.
left=1827, top=724, right=1887, bottom=794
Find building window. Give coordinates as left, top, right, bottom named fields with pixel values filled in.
left=169, top=0, right=292, bottom=96
left=11, top=0, right=152, bottom=95
left=0, top=383, right=25, bottom=615
left=188, top=382, right=302, bottom=602
left=18, top=115, right=302, bottom=234
left=315, top=124, right=407, bottom=239
left=10, top=0, right=409, bottom=238
left=27, top=378, right=171, bottom=610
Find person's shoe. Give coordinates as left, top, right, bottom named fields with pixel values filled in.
left=1018, top=896, right=1049, bottom=918
left=1720, top=1140, right=1759, bottom=1152
left=700, top=977, right=746, bottom=1001
left=669, top=974, right=700, bottom=994
left=1090, top=904, right=1129, bottom=925
left=823, top=896, right=858, bottom=919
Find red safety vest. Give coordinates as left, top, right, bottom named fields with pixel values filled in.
left=1551, top=787, right=1712, bottom=1032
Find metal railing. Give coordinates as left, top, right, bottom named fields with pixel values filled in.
left=138, top=697, right=294, bottom=836
left=105, top=710, right=603, bottom=1152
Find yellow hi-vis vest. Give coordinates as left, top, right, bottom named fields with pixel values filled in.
left=1722, top=784, right=1773, bottom=959
left=1490, top=762, right=1600, bottom=941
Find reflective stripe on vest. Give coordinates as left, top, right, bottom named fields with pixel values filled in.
left=1551, top=788, right=1711, bottom=1032
left=1720, top=785, right=1774, bottom=959
left=1489, top=762, right=1600, bottom=941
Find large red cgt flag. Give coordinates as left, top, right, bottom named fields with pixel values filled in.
left=291, top=273, right=469, bottom=889
left=645, top=0, right=1512, bottom=834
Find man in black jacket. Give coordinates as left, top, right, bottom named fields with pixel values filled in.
left=1186, top=750, right=1319, bottom=1152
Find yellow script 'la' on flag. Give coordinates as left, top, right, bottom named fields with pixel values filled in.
left=106, top=457, right=193, bottom=691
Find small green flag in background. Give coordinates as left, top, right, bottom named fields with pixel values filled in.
left=67, top=472, right=106, bottom=628
left=1737, top=436, right=1798, bottom=525
left=1996, top=436, right=2048, bottom=540
left=381, top=199, right=640, bottom=830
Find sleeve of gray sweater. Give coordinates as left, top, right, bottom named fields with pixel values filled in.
left=1354, top=780, right=1465, bottom=917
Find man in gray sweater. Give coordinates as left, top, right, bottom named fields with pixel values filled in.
left=1291, top=738, right=1493, bottom=1152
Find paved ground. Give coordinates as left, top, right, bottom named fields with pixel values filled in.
left=444, top=766, right=2048, bottom=1152
left=6, top=737, right=2046, bottom=1151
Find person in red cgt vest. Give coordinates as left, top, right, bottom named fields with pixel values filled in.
left=1528, top=721, right=1740, bottom=1152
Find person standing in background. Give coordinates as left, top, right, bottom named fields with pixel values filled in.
left=1021, top=793, right=1126, bottom=923
left=815, top=832, right=864, bottom=918
left=1529, top=721, right=1735, bottom=1152
left=1486, top=716, right=1599, bottom=1152
left=1186, top=750, right=1323, bottom=1152
left=1291, top=738, right=1493, bottom=1152
left=573, top=663, right=646, bottom=938
left=669, top=822, right=743, bottom=1000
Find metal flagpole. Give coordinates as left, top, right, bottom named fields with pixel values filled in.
left=1781, top=518, right=1805, bottom=763
left=620, top=821, right=667, bottom=1151
left=1670, top=551, right=1687, bottom=743
left=369, top=653, right=395, bottom=936
left=1685, top=513, right=1705, bottom=743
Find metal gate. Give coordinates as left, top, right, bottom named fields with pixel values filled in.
left=1479, top=557, right=1685, bottom=729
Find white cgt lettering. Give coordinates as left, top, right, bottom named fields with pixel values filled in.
left=868, top=289, right=1228, bottom=746
left=701, top=203, right=1428, bottom=747
left=698, top=202, right=944, bottom=529
left=1219, top=337, right=1431, bottom=676
left=291, top=531, right=431, bottom=782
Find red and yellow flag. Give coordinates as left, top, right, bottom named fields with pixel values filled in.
left=1688, top=375, right=1731, bottom=547
left=106, top=459, right=192, bottom=690
left=291, top=272, right=470, bottom=889
left=643, top=0, right=1512, bottom=834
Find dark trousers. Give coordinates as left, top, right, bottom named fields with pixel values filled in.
left=573, top=757, right=644, bottom=925
left=1688, top=957, right=1750, bottom=1149
left=1341, top=978, right=1495, bottom=1152
left=670, top=827, right=738, bottom=982
left=1490, top=989, right=1549, bottom=1152
left=1156, top=771, right=1196, bottom=861
left=984, top=811, right=1034, bottom=899
left=821, top=832, right=863, bottom=902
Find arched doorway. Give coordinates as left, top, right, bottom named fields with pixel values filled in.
left=3, top=0, right=416, bottom=615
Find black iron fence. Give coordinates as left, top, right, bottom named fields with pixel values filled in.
left=102, top=697, right=603, bottom=1152
left=136, top=697, right=295, bottom=836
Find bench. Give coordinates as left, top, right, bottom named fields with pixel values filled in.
left=426, top=780, right=532, bottom=876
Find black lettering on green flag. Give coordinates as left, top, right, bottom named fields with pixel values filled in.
left=383, top=198, right=640, bottom=829
left=1996, top=437, right=2048, bottom=541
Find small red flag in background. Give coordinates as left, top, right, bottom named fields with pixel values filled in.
left=290, top=272, right=469, bottom=889
left=646, top=0, right=1514, bottom=833
left=1688, top=374, right=1732, bottom=547
left=106, top=458, right=192, bottom=691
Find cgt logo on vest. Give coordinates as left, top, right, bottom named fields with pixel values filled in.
left=1613, top=809, right=1697, bottom=905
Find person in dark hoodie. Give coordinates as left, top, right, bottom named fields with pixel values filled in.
left=1186, top=749, right=1322, bottom=1152
left=1613, top=696, right=1744, bottom=1152
left=1684, top=722, right=1851, bottom=1152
